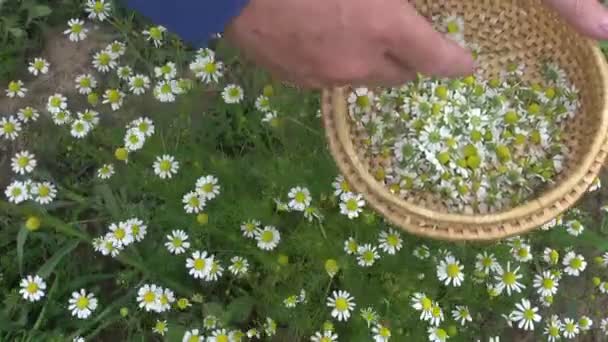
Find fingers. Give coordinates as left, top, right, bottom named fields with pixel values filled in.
left=544, top=0, right=608, bottom=40
left=387, top=2, right=475, bottom=79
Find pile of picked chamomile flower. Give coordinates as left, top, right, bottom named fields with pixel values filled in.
left=346, top=15, right=580, bottom=214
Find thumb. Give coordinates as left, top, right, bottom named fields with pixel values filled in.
left=544, top=0, right=608, bottom=40
left=387, top=2, right=475, bottom=78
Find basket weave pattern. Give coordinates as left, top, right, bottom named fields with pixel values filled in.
left=322, top=0, right=608, bottom=241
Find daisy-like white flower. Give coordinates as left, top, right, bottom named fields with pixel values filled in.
left=208, top=329, right=231, bottom=342
left=154, top=62, right=177, bottom=80
left=5, top=180, right=29, bottom=204
left=452, top=305, right=472, bottom=326
left=195, top=175, right=221, bottom=200
left=153, top=80, right=179, bottom=102
left=495, top=262, right=525, bottom=296
left=92, top=50, right=117, bottom=73
left=186, top=250, right=213, bottom=279
left=78, top=109, right=99, bottom=127
left=6, top=80, right=27, bottom=98
left=153, top=155, right=179, bottom=179
left=203, top=315, right=218, bottom=330
left=428, top=303, right=445, bottom=326
left=124, top=128, right=145, bottom=151
left=28, top=58, right=49, bottom=76
left=107, top=222, right=133, bottom=248
left=11, top=151, right=36, bottom=175
left=128, top=74, right=150, bottom=95
left=288, top=186, right=312, bottom=211
left=152, top=320, right=168, bottom=336
left=47, top=93, right=67, bottom=114
left=221, top=84, right=244, bottom=104
left=105, top=40, right=126, bottom=57
left=17, top=107, right=39, bottom=123
left=533, top=271, right=559, bottom=297
left=339, top=192, right=365, bottom=219
left=32, top=181, right=57, bottom=205
left=52, top=110, right=72, bottom=126
left=511, top=298, right=541, bottom=331
left=562, top=318, right=579, bottom=339
left=240, top=219, right=260, bottom=238
left=116, top=66, right=132, bottom=80
left=544, top=315, right=562, bottom=342
left=93, top=235, right=123, bottom=257
left=357, top=244, right=380, bottom=267
left=255, top=94, right=271, bottom=112
left=588, top=177, right=601, bottom=192
left=565, top=219, right=584, bottom=236
left=130, top=117, right=155, bottom=137
left=97, top=164, right=114, bottom=179
left=310, top=330, right=338, bottom=342
left=344, top=237, right=359, bottom=255
left=205, top=258, right=223, bottom=281
left=475, top=252, right=501, bottom=275
left=327, top=290, right=356, bottom=321
left=378, top=229, right=403, bottom=255
left=158, top=288, right=175, bottom=312
left=428, top=326, right=449, bottom=342
left=255, top=226, right=281, bottom=251
left=125, top=217, right=147, bottom=242
left=85, top=0, right=111, bottom=21
left=64, top=19, right=88, bottom=42
left=543, top=247, right=560, bottom=265
left=0, top=116, right=22, bottom=140
left=228, top=256, right=249, bottom=277
left=19, top=275, right=46, bottom=302
left=437, top=255, right=465, bottom=287
left=579, top=316, right=593, bottom=331
left=182, top=329, right=203, bottom=342
left=190, top=56, right=224, bottom=83
left=411, top=292, right=433, bottom=319
left=512, top=243, right=533, bottom=263
left=562, top=251, right=586, bottom=276
left=142, top=25, right=166, bottom=48
left=165, top=230, right=190, bottom=255
left=70, top=119, right=92, bottom=138
left=347, top=87, right=373, bottom=113
left=261, top=111, right=278, bottom=125
left=73, top=337, right=84, bottom=342
left=102, top=89, right=125, bottom=111
left=372, top=324, right=391, bottom=342
left=136, top=284, right=161, bottom=312
left=182, top=191, right=206, bottom=214
left=68, top=289, right=98, bottom=319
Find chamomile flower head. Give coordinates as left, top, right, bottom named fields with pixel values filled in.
left=222, top=84, right=244, bottom=104
left=17, top=106, right=39, bottom=123
left=153, top=155, right=179, bottom=179
left=128, top=74, right=151, bottom=95
left=93, top=234, right=123, bottom=257
left=47, top=93, right=67, bottom=114
left=327, top=290, right=355, bottom=321
left=332, top=175, right=351, bottom=197
left=0, top=115, right=21, bottom=140
left=190, top=56, right=224, bottom=83
left=154, top=62, right=177, bottom=80
left=240, top=219, right=260, bottom=238
left=97, top=164, right=114, bottom=179
left=107, top=222, right=133, bottom=248
left=195, top=175, right=221, bottom=200
left=544, top=315, right=562, bottom=342
left=562, top=318, right=579, bottom=338
left=125, top=217, right=147, bottom=242
left=153, top=80, right=180, bottom=102
left=186, top=250, right=213, bottom=279
left=129, top=117, right=155, bottom=137
left=347, top=87, right=374, bottom=114
left=182, top=329, right=203, bottom=342
left=142, top=25, right=166, bottom=48
left=255, top=95, right=271, bottom=112
left=28, top=57, right=50, bottom=76
left=204, top=258, right=223, bottom=282
left=588, top=177, right=601, bottom=192
left=11, top=150, right=36, bottom=175
left=228, top=256, right=249, bottom=277
left=579, top=315, right=593, bottom=331
left=68, top=289, right=98, bottom=319
left=182, top=191, right=206, bottom=214
left=255, top=226, right=281, bottom=251
left=261, top=110, right=279, bottom=126
left=357, top=244, right=380, bottom=267
left=378, top=228, right=403, bottom=254
left=5, top=180, right=30, bottom=204
left=413, top=245, right=431, bottom=259
left=543, top=247, right=560, bottom=265
left=533, top=271, right=559, bottom=297
left=19, top=275, right=46, bottom=302
left=85, top=0, right=111, bottom=21
left=78, top=109, right=100, bottom=127
left=428, top=303, right=445, bottom=326
left=105, top=40, right=126, bottom=57
left=52, top=110, right=72, bottom=125
left=31, top=181, right=57, bottom=205
left=339, top=192, right=365, bottom=219
left=372, top=323, right=391, bottom=342
left=208, top=329, right=232, bottom=342
left=116, top=65, right=132, bottom=80
left=562, top=251, right=586, bottom=276
left=157, top=288, right=175, bottom=312
left=511, top=243, right=533, bottom=263
left=153, top=320, right=168, bottom=336
left=565, top=219, right=584, bottom=236
left=165, top=230, right=190, bottom=255
left=64, top=18, right=88, bottom=42
left=124, top=128, right=146, bottom=151
left=437, top=255, right=465, bottom=287
left=288, top=186, right=312, bottom=211
left=511, top=298, right=541, bottom=331
left=360, top=307, right=379, bottom=328
left=92, top=50, right=117, bottom=73
left=452, top=305, right=472, bottom=326
left=6, top=80, right=27, bottom=98
left=428, top=326, right=449, bottom=342
left=137, top=284, right=162, bottom=312
left=102, top=88, right=125, bottom=111
left=310, top=330, right=338, bottom=342
left=494, top=262, right=525, bottom=296
left=70, top=119, right=92, bottom=138
left=475, top=252, right=501, bottom=275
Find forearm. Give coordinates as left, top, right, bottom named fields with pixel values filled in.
left=123, top=0, right=250, bottom=46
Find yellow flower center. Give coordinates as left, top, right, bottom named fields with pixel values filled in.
left=570, top=258, right=582, bottom=269
left=363, top=251, right=375, bottom=262
left=108, top=90, right=120, bottom=103
left=114, top=228, right=126, bottom=240
left=38, top=185, right=50, bottom=197
left=380, top=327, right=391, bottom=337
left=294, top=192, right=306, bottom=203
left=446, top=263, right=460, bottom=278
left=172, top=238, right=182, bottom=247
left=503, top=272, right=516, bottom=285
left=161, top=65, right=171, bottom=74
left=50, top=97, right=61, bottom=107
left=188, top=197, right=200, bottom=207
left=131, top=225, right=140, bottom=236
left=17, top=156, right=29, bottom=167
left=387, top=235, right=399, bottom=247
left=346, top=199, right=358, bottom=211
left=160, top=295, right=168, bottom=305
left=159, top=160, right=172, bottom=171
left=204, top=62, right=217, bottom=73
left=76, top=296, right=89, bottom=309
left=431, top=306, right=441, bottom=317
left=143, top=291, right=155, bottom=303
left=421, top=297, right=432, bottom=311
left=34, top=61, right=44, bottom=69
left=150, top=27, right=162, bottom=39
left=11, top=187, right=22, bottom=197
left=216, top=335, right=229, bottom=342
left=261, top=231, right=274, bottom=243
left=3, top=122, right=15, bottom=133
left=542, top=278, right=554, bottom=289
left=94, top=2, right=104, bottom=11
left=188, top=336, right=199, bottom=342
left=161, top=84, right=172, bottom=94
left=202, top=183, right=213, bottom=193
left=335, top=297, right=348, bottom=311
left=523, top=309, right=535, bottom=320
left=517, top=248, right=528, bottom=258
left=71, top=23, right=82, bottom=33
left=8, top=81, right=20, bottom=92
left=356, top=95, right=370, bottom=108
left=447, top=21, right=460, bottom=33
left=134, top=78, right=144, bottom=87
left=99, top=53, right=110, bottom=65
left=194, top=258, right=206, bottom=270
left=27, top=282, right=39, bottom=293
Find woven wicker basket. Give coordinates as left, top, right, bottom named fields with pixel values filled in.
left=322, top=0, right=608, bottom=241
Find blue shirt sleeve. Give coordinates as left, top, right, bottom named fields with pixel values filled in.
left=124, top=0, right=250, bottom=47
